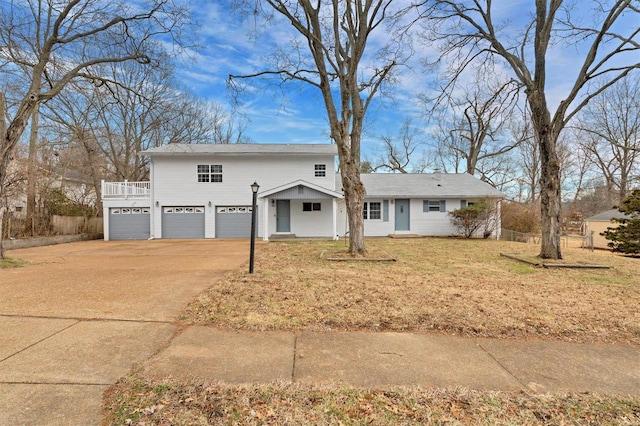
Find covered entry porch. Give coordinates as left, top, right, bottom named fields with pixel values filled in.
left=258, top=180, right=343, bottom=241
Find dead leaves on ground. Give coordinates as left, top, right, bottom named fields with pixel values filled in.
left=104, top=375, right=640, bottom=426
left=182, top=239, right=640, bottom=344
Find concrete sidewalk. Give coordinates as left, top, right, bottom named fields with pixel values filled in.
left=147, top=327, right=640, bottom=395
left=1, top=240, right=638, bottom=425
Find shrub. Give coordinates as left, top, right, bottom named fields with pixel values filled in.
left=449, top=201, right=497, bottom=239
left=501, top=201, right=540, bottom=234
left=602, top=189, right=640, bottom=255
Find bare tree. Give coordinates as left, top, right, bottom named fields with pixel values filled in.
left=432, top=79, right=524, bottom=176
left=0, top=0, right=191, bottom=258
left=373, top=118, right=427, bottom=173
left=418, top=0, right=640, bottom=259
left=44, top=70, right=250, bottom=211
left=514, top=121, right=540, bottom=203
left=230, top=0, right=411, bottom=255
left=575, top=76, right=640, bottom=204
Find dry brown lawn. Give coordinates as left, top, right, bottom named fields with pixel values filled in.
left=104, top=238, right=640, bottom=425
left=103, top=376, right=640, bottom=426
left=183, top=238, right=639, bottom=344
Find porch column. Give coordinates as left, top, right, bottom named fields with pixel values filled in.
left=332, top=198, right=338, bottom=240
left=262, top=197, right=269, bottom=241
left=103, top=205, right=110, bottom=241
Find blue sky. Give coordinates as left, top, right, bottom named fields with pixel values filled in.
left=177, top=1, right=430, bottom=149
left=175, top=1, right=639, bottom=158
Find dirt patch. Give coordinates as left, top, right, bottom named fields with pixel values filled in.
left=0, top=239, right=251, bottom=322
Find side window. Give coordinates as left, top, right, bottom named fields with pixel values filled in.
left=424, top=199, right=446, bottom=212
left=363, top=202, right=381, bottom=220
left=303, top=202, right=321, bottom=212
left=314, top=164, right=326, bottom=177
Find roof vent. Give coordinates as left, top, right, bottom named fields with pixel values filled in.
left=433, top=168, right=441, bottom=181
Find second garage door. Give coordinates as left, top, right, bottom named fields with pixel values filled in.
left=215, top=206, right=256, bottom=238
left=162, top=206, right=205, bottom=239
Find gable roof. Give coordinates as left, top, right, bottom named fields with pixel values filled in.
left=336, top=173, right=505, bottom=198
left=260, top=179, right=343, bottom=199
left=587, top=209, right=632, bottom=221
left=140, top=143, right=337, bottom=156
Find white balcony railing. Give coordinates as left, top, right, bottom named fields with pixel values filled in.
left=101, top=180, right=151, bottom=199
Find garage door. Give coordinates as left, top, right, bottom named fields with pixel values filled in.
left=109, top=207, right=150, bottom=240
left=161, top=206, right=205, bottom=239
left=215, top=206, right=256, bottom=238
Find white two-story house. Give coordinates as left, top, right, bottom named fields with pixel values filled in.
left=101, top=143, right=504, bottom=241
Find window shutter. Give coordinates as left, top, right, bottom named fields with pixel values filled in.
left=383, top=200, right=389, bottom=222
left=440, top=200, right=446, bottom=212
left=423, top=200, right=429, bottom=212
left=461, top=200, right=467, bottom=208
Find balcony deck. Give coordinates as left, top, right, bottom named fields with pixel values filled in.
left=101, top=180, right=150, bottom=199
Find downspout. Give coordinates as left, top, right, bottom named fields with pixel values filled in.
left=149, top=158, right=155, bottom=239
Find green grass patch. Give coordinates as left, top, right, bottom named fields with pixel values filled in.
left=0, top=257, right=29, bottom=268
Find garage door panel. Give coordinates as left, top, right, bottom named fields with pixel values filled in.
left=162, top=206, right=205, bottom=239
left=109, top=207, right=150, bottom=240
left=216, top=206, right=257, bottom=238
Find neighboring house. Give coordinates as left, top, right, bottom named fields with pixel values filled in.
left=585, top=209, right=631, bottom=250
left=2, top=161, right=96, bottom=220
left=101, top=143, right=504, bottom=241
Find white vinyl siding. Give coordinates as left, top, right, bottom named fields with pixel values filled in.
left=151, top=154, right=336, bottom=238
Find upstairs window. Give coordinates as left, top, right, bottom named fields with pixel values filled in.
left=197, top=164, right=223, bottom=182
left=314, top=164, right=326, bottom=177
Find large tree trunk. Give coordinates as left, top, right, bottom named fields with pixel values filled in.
left=538, top=132, right=562, bottom=259
left=0, top=92, right=7, bottom=259
left=25, top=105, right=39, bottom=236
left=0, top=205, right=5, bottom=259
left=341, top=163, right=366, bottom=256
left=337, top=138, right=366, bottom=256
left=1, top=94, right=40, bottom=258
left=528, top=84, right=562, bottom=259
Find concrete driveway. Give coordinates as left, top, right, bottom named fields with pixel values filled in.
left=0, top=239, right=250, bottom=425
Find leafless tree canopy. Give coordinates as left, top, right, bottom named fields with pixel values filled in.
left=0, top=0, right=193, bottom=257
left=371, top=118, right=428, bottom=173
left=229, top=0, right=413, bottom=255
left=416, top=0, right=640, bottom=259
left=575, top=75, right=640, bottom=204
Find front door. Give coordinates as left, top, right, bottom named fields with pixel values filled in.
left=395, top=199, right=410, bottom=231
left=276, top=200, right=291, bottom=232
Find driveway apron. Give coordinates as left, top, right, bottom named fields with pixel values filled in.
left=0, top=239, right=249, bottom=425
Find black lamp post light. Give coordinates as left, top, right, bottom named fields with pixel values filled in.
left=249, top=181, right=259, bottom=273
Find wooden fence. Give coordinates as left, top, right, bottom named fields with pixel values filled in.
left=51, top=215, right=103, bottom=235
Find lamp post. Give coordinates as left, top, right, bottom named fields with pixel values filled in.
left=249, top=181, right=260, bottom=273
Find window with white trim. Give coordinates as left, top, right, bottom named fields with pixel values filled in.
left=197, top=164, right=223, bottom=182
left=363, top=202, right=382, bottom=220
left=314, top=164, right=326, bottom=177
